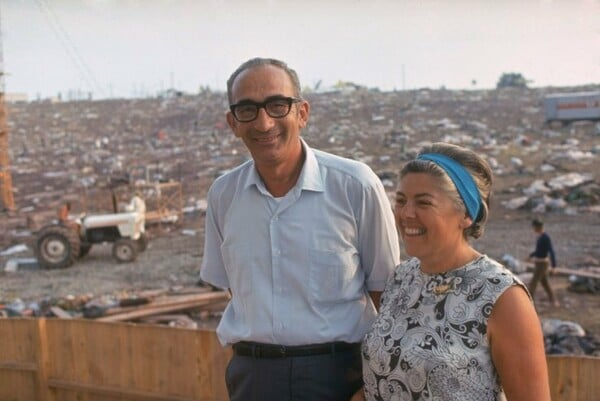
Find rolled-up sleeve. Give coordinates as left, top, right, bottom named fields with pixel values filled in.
left=358, top=176, right=400, bottom=292
left=199, top=186, right=229, bottom=289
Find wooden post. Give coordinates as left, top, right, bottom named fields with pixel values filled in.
left=35, top=318, right=51, bottom=401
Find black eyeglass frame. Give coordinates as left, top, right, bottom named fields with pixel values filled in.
left=229, top=96, right=302, bottom=122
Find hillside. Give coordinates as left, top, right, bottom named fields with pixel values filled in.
left=1, top=85, right=599, bottom=337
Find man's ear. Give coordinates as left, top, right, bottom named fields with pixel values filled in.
left=298, top=100, right=310, bottom=128
left=226, top=111, right=241, bottom=137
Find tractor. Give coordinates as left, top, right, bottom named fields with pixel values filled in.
left=34, top=196, right=147, bottom=269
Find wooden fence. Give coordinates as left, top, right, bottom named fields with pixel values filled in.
left=1, top=317, right=598, bottom=401
left=0, top=318, right=231, bottom=401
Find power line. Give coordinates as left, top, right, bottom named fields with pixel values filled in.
left=35, top=0, right=104, bottom=97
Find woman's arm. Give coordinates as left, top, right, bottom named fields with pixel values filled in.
left=368, top=291, right=383, bottom=311
left=349, top=388, right=365, bottom=401
left=488, top=285, right=551, bottom=401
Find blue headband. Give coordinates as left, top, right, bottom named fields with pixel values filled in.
left=417, top=153, right=482, bottom=221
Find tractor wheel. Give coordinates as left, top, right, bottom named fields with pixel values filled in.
left=113, top=239, right=139, bottom=263
left=79, top=243, right=93, bottom=258
left=34, top=225, right=81, bottom=269
left=137, top=233, right=148, bottom=252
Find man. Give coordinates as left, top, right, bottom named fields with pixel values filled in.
left=528, top=218, right=559, bottom=307
left=199, top=58, right=400, bottom=401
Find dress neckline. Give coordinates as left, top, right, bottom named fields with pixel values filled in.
left=419, top=254, right=486, bottom=278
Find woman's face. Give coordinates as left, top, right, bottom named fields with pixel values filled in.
left=394, top=172, right=470, bottom=267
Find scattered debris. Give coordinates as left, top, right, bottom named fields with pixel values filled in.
left=503, top=173, right=597, bottom=213
left=501, top=253, right=526, bottom=273
left=0, top=287, right=229, bottom=328
left=0, top=244, right=29, bottom=256
left=542, top=318, right=600, bottom=356
left=3, top=257, right=38, bottom=272
left=2, top=85, right=598, bottom=350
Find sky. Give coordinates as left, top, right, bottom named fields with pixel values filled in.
left=1, top=0, right=599, bottom=100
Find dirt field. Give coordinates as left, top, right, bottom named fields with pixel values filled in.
left=1, top=86, right=599, bottom=339
left=1, top=199, right=599, bottom=336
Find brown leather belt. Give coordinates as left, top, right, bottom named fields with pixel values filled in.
left=232, top=341, right=360, bottom=358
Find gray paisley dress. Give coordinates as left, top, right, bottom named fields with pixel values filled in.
left=362, top=255, right=527, bottom=401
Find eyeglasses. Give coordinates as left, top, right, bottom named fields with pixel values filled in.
left=229, top=96, right=302, bottom=122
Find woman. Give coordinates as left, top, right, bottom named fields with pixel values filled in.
left=359, top=143, right=550, bottom=401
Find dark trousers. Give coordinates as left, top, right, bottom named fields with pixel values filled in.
left=528, top=260, right=557, bottom=303
left=226, top=345, right=362, bottom=401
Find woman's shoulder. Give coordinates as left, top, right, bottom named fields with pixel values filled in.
left=394, top=257, right=420, bottom=273
left=472, top=254, right=503, bottom=268
left=469, top=254, right=510, bottom=273
left=472, top=255, right=529, bottom=295
left=400, top=257, right=420, bottom=266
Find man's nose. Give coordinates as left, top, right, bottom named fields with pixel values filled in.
left=253, top=107, right=276, bottom=130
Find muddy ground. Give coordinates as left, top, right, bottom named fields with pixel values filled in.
left=1, top=198, right=599, bottom=336
left=0, top=86, right=599, bottom=339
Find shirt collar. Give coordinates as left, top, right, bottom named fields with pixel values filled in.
left=297, top=138, right=324, bottom=193
left=243, top=138, right=324, bottom=193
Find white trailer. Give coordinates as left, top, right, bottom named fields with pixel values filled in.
left=543, top=91, right=600, bottom=123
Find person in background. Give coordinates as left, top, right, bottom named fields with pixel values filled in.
left=125, top=192, right=146, bottom=215
left=57, top=201, right=80, bottom=231
left=57, top=201, right=71, bottom=223
left=199, top=57, right=400, bottom=401
left=528, top=218, right=559, bottom=307
left=356, top=143, right=550, bottom=401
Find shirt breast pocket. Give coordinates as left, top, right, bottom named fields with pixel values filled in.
left=308, top=248, right=360, bottom=304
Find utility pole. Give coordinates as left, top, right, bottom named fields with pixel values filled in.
left=0, top=5, right=15, bottom=211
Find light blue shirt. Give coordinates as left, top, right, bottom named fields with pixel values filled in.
left=200, top=139, right=400, bottom=346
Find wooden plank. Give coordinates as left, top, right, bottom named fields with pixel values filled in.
left=48, top=378, right=198, bottom=401
left=2, top=319, right=232, bottom=400
left=554, top=267, right=600, bottom=280
left=88, top=321, right=132, bottom=396
left=126, top=324, right=216, bottom=399
left=138, top=314, right=198, bottom=329
left=97, top=298, right=225, bottom=322
left=208, top=334, right=233, bottom=401
left=0, top=319, right=40, bottom=401
left=195, top=300, right=228, bottom=313
left=138, top=314, right=194, bottom=323
left=151, top=291, right=228, bottom=306
left=0, top=370, right=38, bottom=401
left=547, top=355, right=600, bottom=401
left=90, top=290, right=220, bottom=317
left=50, top=306, right=73, bottom=319
left=35, top=318, right=51, bottom=401
left=167, top=286, right=214, bottom=295
left=45, top=319, right=91, bottom=401
left=0, top=318, right=38, bottom=365
left=96, top=291, right=229, bottom=322
left=0, top=361, right=38, bottom=371
left=137, top=288, right=169, bottom=298
left=3, top=318, right=600, bottom=401
left=523, top=262, right=600, bottom=279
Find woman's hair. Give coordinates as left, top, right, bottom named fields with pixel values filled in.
left=399, top=142, right=493, bottom=239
